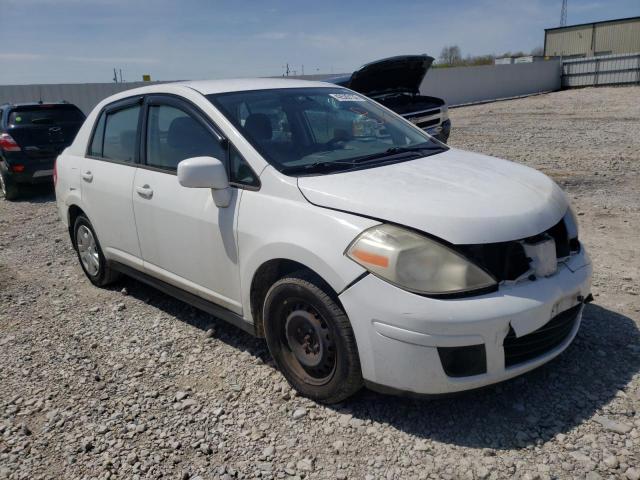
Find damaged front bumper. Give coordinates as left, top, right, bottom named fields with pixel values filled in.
left=339, top=248, right=592, bottom=395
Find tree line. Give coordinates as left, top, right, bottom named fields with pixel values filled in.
left=437, top=45, right=544, bottom=67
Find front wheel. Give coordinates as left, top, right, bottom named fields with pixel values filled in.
left=263, top=271, right=363, bottom=403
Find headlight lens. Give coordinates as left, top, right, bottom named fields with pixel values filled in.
left=346, top=224, right=497, bottom=295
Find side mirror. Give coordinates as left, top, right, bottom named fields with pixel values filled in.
left=177, top=156, right=231, bottom=207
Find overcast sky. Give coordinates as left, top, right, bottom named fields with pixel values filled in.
left=1, top=0, right=638, bottom=85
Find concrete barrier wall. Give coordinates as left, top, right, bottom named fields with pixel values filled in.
left=420, top=60, right=562, bottom=106
left=0, top=61, right=562, bottom=114
left=0, top=82, right=166, bottom=114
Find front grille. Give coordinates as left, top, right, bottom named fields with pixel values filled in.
left=457, top=241, right=530, bottom=282
left=456, top=217, right=577, bottom=282
left=503, top=303, right=582, bottom=367
left=404, top=110, right=441, bottom=129
left=415, top=118, right=439, bottom=128
left=402, top=108, right=440, bottom=118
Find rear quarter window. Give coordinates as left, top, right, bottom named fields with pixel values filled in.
left=88, top=112, right=106, bottom=157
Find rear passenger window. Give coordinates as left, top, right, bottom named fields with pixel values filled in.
left=146, top=105, right=224, bottom=171
left=102, top=105, right=140, bottom=163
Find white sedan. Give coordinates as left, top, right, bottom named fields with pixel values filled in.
left=55, top=79, right=592, bottom=402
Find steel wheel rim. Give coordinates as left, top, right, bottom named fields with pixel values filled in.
left=76, top=225, right=100, bottom=277
left=282, top=300, right=337, bottom=386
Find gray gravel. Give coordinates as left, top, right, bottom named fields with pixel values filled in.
left=1, top=86, right=639, bottom=479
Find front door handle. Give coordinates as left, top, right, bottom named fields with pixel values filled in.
left=136, top=185, right=153, bottom=199
left=81, top=171, right=93, bottom=182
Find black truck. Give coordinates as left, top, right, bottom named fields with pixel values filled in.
left=0, top=101, right=85, bottom=200
left=328, top=55, right=450, bottom=143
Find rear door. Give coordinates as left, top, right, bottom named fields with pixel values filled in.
left=80, top=97, right=143, bottom=268
left=7, top=105, right=85, bottom=168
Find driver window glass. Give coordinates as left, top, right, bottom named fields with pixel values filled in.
left=146, top=104, right=224, bottom=171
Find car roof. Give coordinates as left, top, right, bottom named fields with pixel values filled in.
left=103, top=78, right=341, bottom=100
left=1, top=101, right=77, bottom=108
left=183, top=78, right=337, bottom=95
left=82, top=78, right=346, bottom=121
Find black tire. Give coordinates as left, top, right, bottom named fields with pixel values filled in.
left=263, top=270, right=363, bottom=403
left=73, top=214, right=120, bottom=287
left=0, top=171, right=19, bottom=201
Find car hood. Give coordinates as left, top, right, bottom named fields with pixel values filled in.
left=297, top=149, right=568, bottom=244
left=341, top=55, right=434, bottom=97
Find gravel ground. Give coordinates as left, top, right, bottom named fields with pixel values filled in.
left=1, top=86, right=639, bottom=480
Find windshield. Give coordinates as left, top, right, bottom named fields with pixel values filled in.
left=9, top=106, right=85, bottom=126
left=207, top=88, right=447, bottom=175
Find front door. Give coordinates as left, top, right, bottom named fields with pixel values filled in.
left=132, top=96, right=243, bottom=314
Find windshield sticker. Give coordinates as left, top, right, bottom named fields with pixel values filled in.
left=329, top=93, right=365, bottom=102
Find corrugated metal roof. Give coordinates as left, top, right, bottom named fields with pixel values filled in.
left=545, top=15, right=640, bottom=32
left=544, top=16, right=640, bottom=57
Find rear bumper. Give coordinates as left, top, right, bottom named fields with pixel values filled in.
left=339, top=249, right=592, bottom=395
left=1, top=156, right=55, bottom=184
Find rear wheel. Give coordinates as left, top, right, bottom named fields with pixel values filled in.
left=263, top=271, right=363, bottom=403
left=0, top=171, right=19, bottom=201
left=73, top=215, right=120, bottom=287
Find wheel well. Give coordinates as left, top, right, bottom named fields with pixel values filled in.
left=67, top=205, right=85, bottom=248
left=249, top=259, right=339, bottom=338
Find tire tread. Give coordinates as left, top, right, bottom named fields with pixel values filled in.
left=264, top=269, right=363, bottom=403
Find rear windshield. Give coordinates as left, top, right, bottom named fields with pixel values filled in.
left=9, top=106, right=85, bottom=126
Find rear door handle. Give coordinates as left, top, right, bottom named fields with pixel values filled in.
left=81, top=171, right=93, bottom=182
left=136, top=185, right=153, bottom=199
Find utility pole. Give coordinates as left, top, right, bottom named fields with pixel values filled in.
left=113, top=68, right=118, bottom=83
left=119, top=69, right=123, bottom=83
left=560, top=0, right=567, bottom=27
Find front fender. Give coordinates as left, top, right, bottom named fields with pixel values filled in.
left=237, top=189, right=378, bottom=323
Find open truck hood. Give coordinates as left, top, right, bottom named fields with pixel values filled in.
left=338, top=55, right=434, bottom=97
left=297, top=149, right=568, bottom=245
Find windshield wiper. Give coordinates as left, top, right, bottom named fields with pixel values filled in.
left=31, top=117, right=55, bottom=125
left=280, top=142, right=446, bottom=175
left=351, top=142, right=444, bottom=164
left=281, top=160, right=356, bottom=175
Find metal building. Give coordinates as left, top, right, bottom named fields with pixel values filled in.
left=544, top=16, right=640, bottom=58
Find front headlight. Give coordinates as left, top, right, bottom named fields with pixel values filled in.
left=346, top=224, right=497, bottom=296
